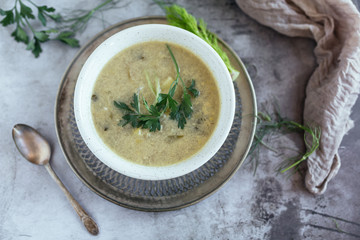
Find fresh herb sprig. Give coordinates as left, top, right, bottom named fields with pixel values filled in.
left=114, top=44, right=199, bottom=132
left=0, top=0, right=114, bottom=57
left=158, top=3, right=240, bottom=80
left=249, top=110, right=321, bottom=174
left=114, top=93, right=162, bottom=132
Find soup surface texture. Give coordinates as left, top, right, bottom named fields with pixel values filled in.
left=91, top=41, right=220, bottom=166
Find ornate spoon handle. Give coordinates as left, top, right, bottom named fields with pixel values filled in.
left=44, top=163, right=99, bottom=235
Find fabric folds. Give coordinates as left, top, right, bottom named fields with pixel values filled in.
left=236, top=0, right=360, bottom=194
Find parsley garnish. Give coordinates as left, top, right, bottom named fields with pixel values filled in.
left=0, top=0, right=114, bottom=57
left=186, top=79, right=200, bottom=97
left=114, top=93, right=162, bottom=132
left=113, top=44, right=199, bottom=132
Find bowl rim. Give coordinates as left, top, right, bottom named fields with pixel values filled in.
left=74, top=24, right=235, bottom=180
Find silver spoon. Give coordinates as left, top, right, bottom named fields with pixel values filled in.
left=12, top=124, right=99, bottom=236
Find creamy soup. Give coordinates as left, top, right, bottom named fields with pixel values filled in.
left=91, top=41, right=220, bottom=166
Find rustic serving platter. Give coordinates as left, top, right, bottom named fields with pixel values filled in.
left=55, top=16, right=257, bottom=211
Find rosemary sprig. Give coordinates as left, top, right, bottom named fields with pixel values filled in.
left=157, top=3, right=240, bottom=81
left=0, top=0, right=114, bottom=57
left=114, top=44, right=199, bottom=132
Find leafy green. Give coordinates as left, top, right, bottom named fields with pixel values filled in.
left=0, top=10, right=15, bottom=26
left=114, top=93, right=162, bottom=132
left=34, top=31, right=49, bottom=42
left=276, top=121, right=321, bottom=173
left=122, top=113, right=142, bottom=128
left=114, top=44, right=199, bottom=132
left=114, top=99, right=134, bottom=113
left=11, top=25, right=28, bottom=43
left=170, top=92, right=192, bottom=129
left=0, top=0, right=113, bottom=57
left=37, top=6, right=55, bottom=26
left=186, top=79, right=200, bottom=97
left=146, top=73, right=161, bottom=104
left=26, top=38, right=41, bottom=57
left=130, top=92, right=140, bottom=113
left=19, top=1, right=35, bottom=19
left=55, top=31, right=79, bottom=47
left=140, top=116, right=161, bottom=132
left=48, top=13, right=61, bottom=22
left=37, top=11, right=46, bottom=26
left=249, top=110, right=321, bottom=174
left=160, top=3, right=240, bottom=80
left=165, top=44, right=196, bottom=129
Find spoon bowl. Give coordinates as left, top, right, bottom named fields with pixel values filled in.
left=12, top=124, right=50, bottom=165
left=12, top=124, right=99, bottom=235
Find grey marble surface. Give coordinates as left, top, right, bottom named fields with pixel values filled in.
left=1, top=0, right=360, bottom=239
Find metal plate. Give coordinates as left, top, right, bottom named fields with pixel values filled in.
left=55, top=16, right=257, bottom=211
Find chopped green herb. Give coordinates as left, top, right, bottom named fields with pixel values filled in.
left=114, top=98, right=135, bottom=113
left=186, top=79, right=200, bottom=97
left=114, top=93, right=161, bottom=132
left=113, top=44, right=199, bottom=132
left=170, top=91, right=192, bottom=129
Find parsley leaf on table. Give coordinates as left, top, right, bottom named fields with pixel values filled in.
left=55, top=31, right=79, bottom=47
left=37, top=5, right=55, bottom=26
left=0, top=0, right=113, bottom=57
left=0, top=10, right=15, bottom=26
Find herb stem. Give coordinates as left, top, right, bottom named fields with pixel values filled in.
left=63, top=0, right=112, bottom=22
left=166, top=44, right=186, bottom=89
left=255, top=135, right=278, bottom=153
left=13, top=0, right=19, bottom=11
left=16, top=10, right=25, bottom=28
left=249, top=109, right=321, bottom=174
left=115, top=44, right=199, bottom=132
left=23, top=16, right=35, bottom=33
left=280, top=157, right=306, bottom=173
left=93, top=0, right=113, bottom=12
left=26, top=0, right=38, bottom=8
left=166, top=44, right=179, bottom=72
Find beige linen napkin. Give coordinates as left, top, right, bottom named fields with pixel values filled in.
left=236, top=0, right=360, bottom=194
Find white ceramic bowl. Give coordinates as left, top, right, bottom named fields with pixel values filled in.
left=74, top=24, right=235, bottom=180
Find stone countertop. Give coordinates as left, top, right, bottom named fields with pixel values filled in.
left=1, top=0, right=359, bottom=239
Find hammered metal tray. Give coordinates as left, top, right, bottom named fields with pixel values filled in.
left=55, top=17, right=257, bottom=211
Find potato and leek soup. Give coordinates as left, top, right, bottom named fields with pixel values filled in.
left=91, top=41, right=220, bottom=166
